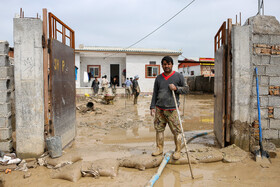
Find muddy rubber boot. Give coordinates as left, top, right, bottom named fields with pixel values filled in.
left=173, top=134, right=182, bottom=160
left=152, top=132, right=164, bottom=156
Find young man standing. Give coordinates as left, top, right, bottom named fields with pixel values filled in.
left=150, top=56, right=188, bottom=160
left=132, top=75, right=140, bottom=104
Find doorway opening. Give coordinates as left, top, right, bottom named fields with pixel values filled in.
left=110, top=64, right=120, bottom=86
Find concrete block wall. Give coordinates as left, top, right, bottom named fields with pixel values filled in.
left=0, top=41, right=13, bottom=152
left=233, top=15, right=280, bottom=142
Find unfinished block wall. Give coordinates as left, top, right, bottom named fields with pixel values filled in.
left=232, top=15, right=280, bottom=147
left=0, top=41, right=13, bottom=152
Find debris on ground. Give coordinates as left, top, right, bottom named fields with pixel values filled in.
left=119, top=154, right=163, bottom=171
left=220, top=144, right=249, bottom=163
left=76, top=101, right=95, bottom=114
left=193, top=147, right=223, bottom=163
left=82, top=159, right=119, bottom=178
left=0, top=153, right=21, bottom=172
left=263, top=141, right=277, bottom=158
left=51, top=160, right=83, bottom=182
left=23, top=172, right=31, bottom=179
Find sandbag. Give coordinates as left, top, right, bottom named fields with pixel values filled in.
left=45, top=153, right=82, bottom=169
left=120, top=154, right=163, bottom=171
left=52, top=160, right=82, bottom=182
left=92, top=159, right=119, bottom=177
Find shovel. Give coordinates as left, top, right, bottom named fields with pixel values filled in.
left=255, top=67, right=271, bottom=164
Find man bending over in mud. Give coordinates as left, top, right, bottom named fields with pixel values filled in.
left=150, top=56, right=189, bottom=160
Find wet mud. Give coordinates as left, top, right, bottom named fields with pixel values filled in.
left=1, top=95, right=280, bottom=186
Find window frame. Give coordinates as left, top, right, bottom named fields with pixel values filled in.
left=87, top=65, right=101, bottom=78
left=145, top=64, right=160, bottom=78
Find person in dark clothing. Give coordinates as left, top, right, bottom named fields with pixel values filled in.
left=111, top=76, right=118, bottom=95
left=150, top=56, right=189, bottom=160
left=132, top=75, right=140, bottom=104
left=91, top=77, right=100, bottom=96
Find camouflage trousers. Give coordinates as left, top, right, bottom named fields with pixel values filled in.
left=154, top=107, right=182, bottom=135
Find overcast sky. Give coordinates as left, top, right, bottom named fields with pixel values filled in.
left=0, top=0, right=279, bottom=58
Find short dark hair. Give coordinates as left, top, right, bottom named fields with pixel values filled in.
left=161, top=56, right=173, bottom=65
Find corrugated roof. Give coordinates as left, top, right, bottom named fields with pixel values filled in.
left=76, top=46, right=182, bottom=55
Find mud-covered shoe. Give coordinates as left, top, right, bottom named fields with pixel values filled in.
left=172, top=151, right=181, bottom=160
left=152, top=149, right=163, bottom=156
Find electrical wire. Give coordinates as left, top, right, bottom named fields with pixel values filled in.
left=105, top=0, right=197, bottom=58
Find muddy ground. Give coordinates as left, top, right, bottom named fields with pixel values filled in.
left=1, top=94, right=280, bottom=186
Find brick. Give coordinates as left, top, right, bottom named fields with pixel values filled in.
left=0, top=127, right=12, bottom=140
left=256, top=65, right=266, bottom=75
left=270, top=119, right=280, bottom=129
left=0, top=66, right=13, bottom=78
left=262, top=129, right=278, bottom=139
left=268, top=96, right=280, bottom=107
left=270, top=56, right=280, bottom=65
left=270, top=35, right=280, bottom=45
left=0, top=103, right=11, bottom=116
left=0, top=41, right=9, bottom=55
left=253, top=75, right=269, bottom=86
left=0, top=55, right=10, bottom=67
left=0, top=140, right=12, bottom=152
left=0, top=91, right=11, bottom=103
left=0, top=78, right=11, bottom=90
left=261, top=48, right=272, bottom=55
left=266, top=65, right=280, bottom=76
left=270, top=77, right=280, bottom=85
left=0, top=116, right=11, bottom=128
left=274, top=108, right=280, bottom=119
left=256, top=44, right=271, bottom=48
left=252, top=108, right=268, bottom=119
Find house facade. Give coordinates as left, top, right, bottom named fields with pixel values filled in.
left=178, top=57, right=215, bottom=77
left=75, top=46, right=181, bottom=94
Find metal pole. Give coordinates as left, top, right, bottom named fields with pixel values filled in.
left=258, top=0, right=260, bottom=15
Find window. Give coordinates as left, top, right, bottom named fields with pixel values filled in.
left=191, top=71, right=194, bottom=76
left=145, top=65, right=160, bottom=78
left=87, top=65, right=101, bottom=78
left=149, top=61, right=156, bottom=65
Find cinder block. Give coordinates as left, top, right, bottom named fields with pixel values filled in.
left=270, top=35, right=280, bottom=45
left=263, top=129, right=279, bottom=139
left=0, top=78, right=11, bottom=90
left=274, top=108, right=280, bottom=119
left=256, top=65, right=266, bottom=75
left=270, top=77, right=280, bottom=86
left=0, top=91, right=11, bottom=103
left=0, top=55, right=10, bottom=67
left=0, top=66, right=13, bottom=78
left=252, top=85, right=268, bottom=96
left=253, top=55, right=270, bottom=65
left=0, top=139, right=12, bottom=152
left=0, top=41, right=9, bottom=55
left=270, top=56, right=280, bottom=65
left=270, top=119, right=280, bottom=129
left=266, top=65, right=280, bottom=76
left=0, top=103, right=11, bottom=116
left=0, top=116, right=11, bottom=128
left=252, top=108, right=268, bottom=119
left=252, top=96, right=269, bottom=108
left=0, top=127, right=12, bottom=140
left=268, top=96, right=280, bottom=107
left=252, top=35, right=271, bottom=44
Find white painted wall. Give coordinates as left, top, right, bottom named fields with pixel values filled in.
left=178, top=65, right=201, bottom=77
left=79, top=52, right=126, bottom=87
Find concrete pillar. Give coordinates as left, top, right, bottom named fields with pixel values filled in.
left=14, top=18, right=44, bottom=158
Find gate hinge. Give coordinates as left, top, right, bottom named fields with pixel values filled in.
left=47, top=39, right=51, bottom=54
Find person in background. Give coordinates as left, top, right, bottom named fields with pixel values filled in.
left=91, top=77, right=100, bottom=96
left=125, top=78, right=132, bottom=99
left=101, top=75, right=109, bottom=95
left=111, top=76, right=118, bottom=95
left=150, top=56, right=189, bottom=160
left=132, top=75, right=140, bottom=104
